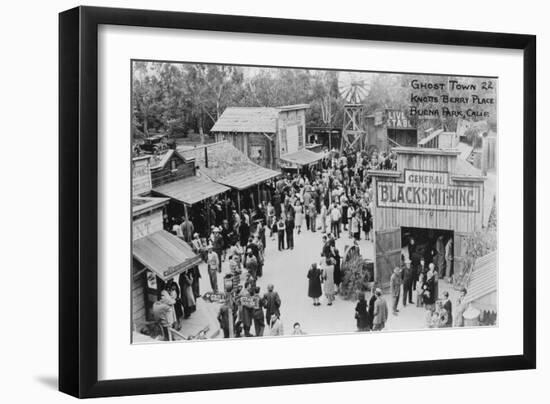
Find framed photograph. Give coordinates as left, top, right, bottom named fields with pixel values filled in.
left=59, top=6, right=536, bottom=398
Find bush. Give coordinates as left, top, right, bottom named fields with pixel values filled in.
left=339, top=254, right=373, bottom=301
left=454, top=229, right=497, bottom=290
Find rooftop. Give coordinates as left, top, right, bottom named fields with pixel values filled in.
left=463, top=251, right=497, bottom=306
left=153, top=174, right=230, bottom=205
left=210, top=104, right=309, bottom=133
left=132, top=196, right=170, bottom=217
left=178, top=141, right=280, bottom=190
left=211, top=107, right=279, bottom=133
left=148, top=149, right=191, bottom=170
left=280, top=148, right=324, bottom=167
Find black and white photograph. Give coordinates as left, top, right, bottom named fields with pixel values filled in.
left=131, top=61, right=498, bottom=343
left=1, top=0, right=544, bottom=401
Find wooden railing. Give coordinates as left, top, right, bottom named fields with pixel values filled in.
left=418, top=129, right=444, bottom=148
left=388, top=137, right=401, bottom=147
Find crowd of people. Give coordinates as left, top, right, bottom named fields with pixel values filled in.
left=150, top=147, right=470, bottom=339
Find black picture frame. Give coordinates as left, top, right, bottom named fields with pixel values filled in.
left=59, top=6, right=536, bottom=398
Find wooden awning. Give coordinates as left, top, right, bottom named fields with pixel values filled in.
left=153, top=175, right=229, bottom=205
left=279, top=149, right=323, bottom=167
left=178, top=141, right=281, bottom=191
left=133, top=230, right=201, bottom=281
left=215, top=166, right=281, bottom=190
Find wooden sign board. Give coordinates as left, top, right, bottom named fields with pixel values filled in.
left=376, top=169, right=481, bottom=213
left=202, top=292, right=228, bottom=304
left=386, top=109, right=413, bottom=129
left=132, top=157, right=152, bottom=196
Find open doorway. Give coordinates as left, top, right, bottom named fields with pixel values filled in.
left=401, top=226, right=454, bottom=280
left=388, top=128, right=417, bottom=147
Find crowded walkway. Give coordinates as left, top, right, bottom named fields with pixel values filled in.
left=156, top=148, right=464, bottom=338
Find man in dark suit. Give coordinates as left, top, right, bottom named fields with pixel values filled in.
left=262, top=284, right=281, bottom=325
left=285, top=215, right=295, bottom=250
left=402, top=259, right=414, bottom=306
left=409, top=242, right=421, bottom=292
left=442, top=291, right=453, bottom=327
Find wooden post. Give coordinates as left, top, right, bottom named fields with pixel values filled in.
left=237, top=192, right=241, bottom=213
left=224, top=191, right=229, bottom=221
left=206, top=199, right=211, bottom=229
left=227, top=294, right=234, bottom=338
left=481, top=134, right=488, bottom=176
left=183, top=204, right=190, bottom=240
left=257, top=184, right=261, bottom=206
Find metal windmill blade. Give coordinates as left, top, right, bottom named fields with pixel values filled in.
left=338, top=72, right=373, bottom=104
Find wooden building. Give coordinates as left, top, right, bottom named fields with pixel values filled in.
left=132, top=196, right=201, bottom=333
left=132, top=155, right=153, bottom=196
left=365, top=109, right=418, bottom=153
left=210, top=104, right=309, bottom=169
left=418, top=128, right=459, bottom=149
left=148, top=149, right=230, bottom=231
left=368, top=147, right=486, bottom=289
left=178, top=141, right=281, bottom=212
left=149, top=149, right=196, bottom=188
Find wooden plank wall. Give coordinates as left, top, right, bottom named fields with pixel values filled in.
left=151, top=155, right=195, bottom=188
left=133, top=210, right=164, bottom=241
left=132, top=261, right=147, bottom=330
left=373, top=188, right=483, bottom=234
left=132, top=158, right=152, bottom=196
left=373, top=154, right=484, bottom=234
left=374, top=227, right=402, bottom=288
left=248, top=132, right=270, bottom=168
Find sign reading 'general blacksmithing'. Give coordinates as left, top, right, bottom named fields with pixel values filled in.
left=376, top=169, right=481, bottom=212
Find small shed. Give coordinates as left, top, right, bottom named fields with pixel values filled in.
left=463, top=251, right=498, bottom=325
left=365, top=109, right=418, bottom=153
left=211, top=104, right=309, bottom=169
left=148, top=149, right=196, bottom=188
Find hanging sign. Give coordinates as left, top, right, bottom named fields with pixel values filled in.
left=386, top=109, right=413, bottom=129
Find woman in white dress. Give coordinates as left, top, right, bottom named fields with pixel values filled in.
left=322, top=257, right=336, bottom=305
left=294, top=201, right=304, bottom=234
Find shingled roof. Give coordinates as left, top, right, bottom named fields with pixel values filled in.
left=463, top=251, right=497, bottom=307
left=178, top=141, right=281, bottom=190
left=210, top=104, right=309, bottom=133
left=210, top=107, right=279, bottom=133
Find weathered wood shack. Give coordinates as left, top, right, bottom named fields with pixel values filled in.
left=211, top=104, right=309, bottom=169
left=368, top=147, right=487, bottom=289
left=365, top=109, right=418, bottom=153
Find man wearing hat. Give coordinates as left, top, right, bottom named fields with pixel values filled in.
left=180, top=216, right=194, bottom=243
left=390, top=267, right=402, bottom=315
left=211, top=226, right=224, bottom=272
left=372, top=288, right=388, bottom=331
left=207, top=247, right=220, bottom=293
left=402, top=259, right=414, bottom=306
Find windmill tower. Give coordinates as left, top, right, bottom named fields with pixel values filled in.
left=338, top=72, right=372, bottom=151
